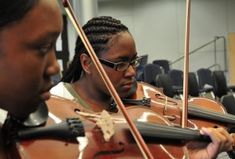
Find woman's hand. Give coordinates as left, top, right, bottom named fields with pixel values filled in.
left=187, top=127, right=233, bottom=159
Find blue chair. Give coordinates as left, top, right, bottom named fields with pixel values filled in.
left=153, top=59, right=170, bottom=73
left=142, top=64, right=163, bottom=86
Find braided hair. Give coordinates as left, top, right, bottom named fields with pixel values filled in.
left=62, top=16, right=129, bottom=83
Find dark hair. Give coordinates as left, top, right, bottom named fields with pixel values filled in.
left=0, top=0, right=39, bottom=28
left=62, top=16, right=129, bottom=82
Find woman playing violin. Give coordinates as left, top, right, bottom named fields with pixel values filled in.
left=51, top=15, right=234, bottom=159
left=0, top=0, right=62, bottom=158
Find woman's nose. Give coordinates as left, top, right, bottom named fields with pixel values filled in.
left=46, top=52, right=60, bottom=77
left=124, top=65, right=136, bottom=77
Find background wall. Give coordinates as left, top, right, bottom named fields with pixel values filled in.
left=97, top=0, right=235, bottom=73
left=63, top=0, right=235, bottom=79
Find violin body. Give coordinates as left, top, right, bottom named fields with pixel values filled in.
left=8, top=81, right=231, bottom=159
left=124, top=81, right=235, bottom=158
left=7, top=95, right=189, bottom=159
left=127, top=82, right=197, bottom=128
left=6, top=97, right=79, bottom=159
left=129, top=82, right=229, bottom=128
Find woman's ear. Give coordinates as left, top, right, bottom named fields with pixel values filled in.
left=80, top=53, right=92, bottom=74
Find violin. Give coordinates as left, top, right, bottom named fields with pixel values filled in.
left=4, top=94, right=214, bottom=159
left=46, top=95, right=187, bottom=159
left=2, top=100, right=82, bottom=159
left=127, top=81, right=235, bottom=128
left=123, top=81, right=195, bottom=127
left=0, top=96, right=198, bottom=159
left=124, top=81, right=235, bottom=157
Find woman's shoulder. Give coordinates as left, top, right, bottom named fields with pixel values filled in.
left=50, top=82, right=74, bottom=100
left=0, top=109, right=7, bottom=124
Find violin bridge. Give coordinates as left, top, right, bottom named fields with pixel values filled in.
left=96, top=110, right=115, bottom=142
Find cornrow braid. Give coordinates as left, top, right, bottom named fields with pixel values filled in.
left=62, top=16, right=129, bottom=83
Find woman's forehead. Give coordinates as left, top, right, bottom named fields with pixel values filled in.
left=101, top=32, right=136, bottom=59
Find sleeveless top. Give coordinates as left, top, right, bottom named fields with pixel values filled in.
left=50, top=82, right=91, bottom=110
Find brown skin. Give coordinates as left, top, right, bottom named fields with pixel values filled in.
left=72, top=32, right=137, bottom=111
left=0, top=0, right=62, bottom=158
left=189, top=127, right=233, bottom=159
left=0, top=0, right=62, bottom=118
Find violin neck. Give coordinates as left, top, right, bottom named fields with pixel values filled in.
left=188, top=105, right=235, bottom=125
left=135, top=121, right=211, bottom=143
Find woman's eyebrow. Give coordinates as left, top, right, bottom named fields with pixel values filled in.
left=32, top=31, right=61, bottom=43
left=117, top=53, right=138, bottom=61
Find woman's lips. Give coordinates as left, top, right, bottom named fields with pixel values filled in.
left=122, top=82, right=133, bottom=90
left=40, top=91, right=51, bottom=101
left=40, top=83, right=54, bottom=101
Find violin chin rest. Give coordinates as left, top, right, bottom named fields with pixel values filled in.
left=21, top=101, right=49, bottom=127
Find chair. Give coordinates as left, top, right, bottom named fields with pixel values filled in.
left=213, top=70, right=235, bottom=98
left=156, top=72, right=204, bottom=98
left=139, top=54, right=148, bottom=66
left=155, top=74, right=184, bottom=99
left=155, top=74, right=175, bottom=98
left=213, top=70, right=229, bottom=98
left=197, top=68, right=215, bottom=91
left=197, top=68, right=216, bottom=99
left=153, top=59, right=170, bottom=73
left=136, top=54, right=148, bottom=81
left=221, top=94, right=235, bottom=115
left=142, top=64, right=163, bottom=86
left=188, top=72, right=200, bottom=97
left=169, top=69, right=183, bottom=95
left=188, top=72, right=214, bottom=98
left=169, top=69, right=183, bottom=86
left=136, top=67, right=144, bottom=81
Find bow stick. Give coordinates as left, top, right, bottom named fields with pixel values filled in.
left=181, top=0, right=191, bottom=128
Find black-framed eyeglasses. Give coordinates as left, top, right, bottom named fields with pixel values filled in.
left=99, top=56, right=143, bottom=72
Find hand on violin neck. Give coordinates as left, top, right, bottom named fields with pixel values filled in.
left=187, top=127, right=233, bottom=159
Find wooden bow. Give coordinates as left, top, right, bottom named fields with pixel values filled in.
left=182, top=0, right=191, bottom=128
